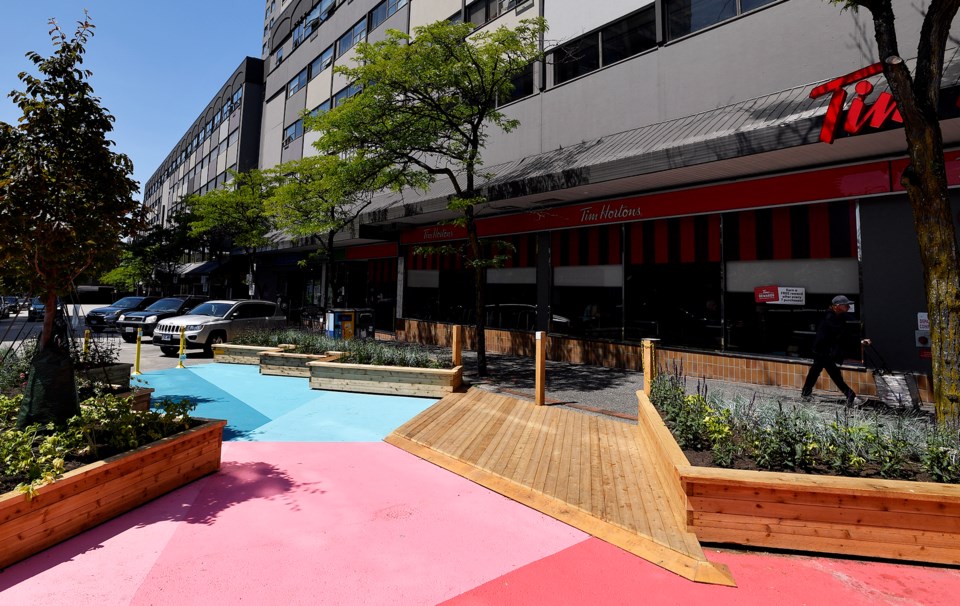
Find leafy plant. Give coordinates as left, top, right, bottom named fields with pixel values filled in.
left=0, top=393, right=198, bottom=495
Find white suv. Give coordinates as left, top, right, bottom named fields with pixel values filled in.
left=152, top=299, right=286, bottom=356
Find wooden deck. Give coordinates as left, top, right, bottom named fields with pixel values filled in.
left=385, top=388, right=735, bottom=585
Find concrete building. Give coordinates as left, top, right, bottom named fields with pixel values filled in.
left=146, top=0, right=960, bottom=397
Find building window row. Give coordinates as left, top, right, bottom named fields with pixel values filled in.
left=337, top=18, right=367, bottom=57
left=292, top=0, right=336, bottom=50
left=310, top=46, right=335, bottom=79
left=553, top=6, right=656, bottom=85
left=370, top=0, right=407, bottom=31
left=284, top=119, right=304, bottom=147
left=664, top=0, right=777, bottom=41
left=333, top=82, right=362, bottom=107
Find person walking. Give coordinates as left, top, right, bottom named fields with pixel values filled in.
left=801, top=295, right=870, bottom=405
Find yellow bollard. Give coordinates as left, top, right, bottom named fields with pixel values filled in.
left=133, top=328, right=143, bottom=375
left=535, top=331, right=546, bottom=406
left=176, top=326, right=186, bottom=369
left=82, top=329, right=91, bottom=361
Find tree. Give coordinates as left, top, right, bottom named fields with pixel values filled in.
left=0, top=15, right=140, bottom=426
left=265, top=154, right=397, bottom=307
left=309, top=18, right=547, bottom=375
left=831, top=1, right=960, bottom=421
left=187, top=169, right=275, bottom=299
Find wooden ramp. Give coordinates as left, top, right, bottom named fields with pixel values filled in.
left=385, top=389, right=735, bottom=586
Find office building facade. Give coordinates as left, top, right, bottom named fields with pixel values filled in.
left=146, top=0, right=960, bottom=394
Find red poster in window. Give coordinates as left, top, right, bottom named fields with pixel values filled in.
left=754, top=285, right=779, bottom=303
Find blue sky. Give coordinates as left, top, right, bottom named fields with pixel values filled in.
left=0, top=1, right=264, bottom=198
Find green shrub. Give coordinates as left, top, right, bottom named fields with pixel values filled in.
left=750, top=403, right=817, bottom=472
left=922, top=425, right=960, bottom=483
left=0, top=393, right=197, bottom=495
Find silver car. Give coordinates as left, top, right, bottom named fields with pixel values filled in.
left=152, top=299, right=286, bottom=356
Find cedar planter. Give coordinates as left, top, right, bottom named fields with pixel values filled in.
left=260, top=351, right=342, bottom=378
left=0, top=418, right=226, bottom=570
left=78, top=363, right=133, bottom=390
left=307, top=361, right=462, bottom=398
left=114, top=387, right=155, bottom=412
left=636, top=390, right=960, bottom=566
left=213, top=344, right=292, bottom=365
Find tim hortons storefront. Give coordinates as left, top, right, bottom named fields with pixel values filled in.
left=342, top=63, right=960, bottom=403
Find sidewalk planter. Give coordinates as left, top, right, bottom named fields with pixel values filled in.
left=213, top=344, right=291, bottom=365
left=0, top=418, right=226, bottom=570
left=260, top=351, right=342, bottom=378
left=78, top=363, right=132, bottom=390
left=307, top=361, right=462, bottom=398
left=636, top=391, right=960, bottom=566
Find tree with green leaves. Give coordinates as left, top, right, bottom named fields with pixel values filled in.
left=309, top=17, right=547, bottom=376
left=266, top=153, right=397, bottom=307
left=0, top=15, right=140, bottom=427
left=830, top=1, right=960, bottom=421
left=187, top=169, right=275, bottom=299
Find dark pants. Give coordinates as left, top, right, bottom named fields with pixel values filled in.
left=802, top=354, right=854, bottom=398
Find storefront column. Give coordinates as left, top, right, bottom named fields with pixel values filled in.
left=536, top=232, right=552, bottom=332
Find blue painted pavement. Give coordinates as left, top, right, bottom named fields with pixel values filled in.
left=140, top=363, right=436, bottom=443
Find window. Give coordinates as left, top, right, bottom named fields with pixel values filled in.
left=333, top=82, right=361, bottom=106
left=287, top=68, right=308, bottom=97
left=370, top=0, right=407, bottom=31
left=554, top=35, right=600, bottom=84
left=311, top=99, right=332, bottom=116
left=499, top=62, right=534, bottom=104
left=337, top=18, right=366, bottom=57
left=228, top=129, right=239, bottom=147
left=275, top=45, right=284, bottom=65
left=233, top=88, right=242, bottom=106
left=664, top=0, right=776, bottom=41
left=283, top=119, right=304, bottom=146
left=310, top=46, right=334, bottom=79
left=222, top=99, right=233, bottom=117
left=466, top=0, right=501, bottom=27
left=601, top=7, right=656, bottom=65
left=213, top=109, right=222, bottom=127
left=293, top=22, right=307, bottom=47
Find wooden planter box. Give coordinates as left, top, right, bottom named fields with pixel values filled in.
left=78, top=363, right=132, bottom=390
left=213, top=344, right=291, bottom=365
left=636, top=391, right=960, bottom=566
left=307, top=361, right=462, bottom=398
left=116, top=387, right=155, bottom=412
left=0, top=418, right=226, bottom=570
left=260, top=351, right=342, bottom=378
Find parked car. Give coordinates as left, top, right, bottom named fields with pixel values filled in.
left=152, top=299, right=286, bottom=356
left=115, top=296, right=208, bottom=342
left=26, top=297, right=63, bottom=321
left=85, top=296, right=160, bottom=332
left=2, top=296, right=21, bottom=316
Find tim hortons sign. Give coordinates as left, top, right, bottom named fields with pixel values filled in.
left=809, top=63, right=902, bottom=144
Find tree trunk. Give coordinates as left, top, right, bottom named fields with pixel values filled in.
left=466, top=205, right=487, bottom=376
left=17, top=290, right=79, bottom=428
left=901, top=124, right=960, bottom=422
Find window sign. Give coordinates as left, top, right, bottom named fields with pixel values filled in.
left=754, top=285, right=805, bottom=305
left=918, top=312, right=929, bottom=331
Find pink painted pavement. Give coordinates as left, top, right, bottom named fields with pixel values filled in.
left=4, top=442, right=960, bottom=604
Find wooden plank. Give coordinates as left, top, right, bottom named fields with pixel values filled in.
left=687, top=494, right=960, bottom=534
left=443, top=394, right=506, bottom=461
left=695, top=526, right=960, bottom=567
left=310, top=378, right=452, bottom=397
left=562, top=408, right=583, bottom=510
left=596, top=417, right=631, bottom=530
left=385, top=433, right=735, bottom=586
left=460, top=396, right=516, bottom=465
left=588, top=412, right=605, bottom=519
left=1, top=441, right=220, bottom=545
left=534, top=408, right=567, bottom=497
left=393, top=392, right=466, bottom=441
left=499, top=401, right=549, bottom=483
left=477, top=398, right=533, bottom=474
left=682, top=480, right=960, bottom=517
left=576, top=415, right=594, bottom=513
left=0, top=421, right=224, bottom=523
left=524, top=407, right=562, bottom=493
left=680, top=465, right=960, bottom=503
left=690, top=511, right=960, bottom=551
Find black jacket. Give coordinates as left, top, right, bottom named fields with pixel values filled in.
left=811, top=311, right=851, bottom=361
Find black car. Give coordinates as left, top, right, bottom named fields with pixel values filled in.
left=85, top=296, right=160, bottom=332
left=115, top=296, right=208, bottom=342
left=1, top=296, right=20, bottom=316
left=26, top=297, right=63, bottom=321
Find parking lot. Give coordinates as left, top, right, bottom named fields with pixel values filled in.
left=0, top=304, right=215, bottom=372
